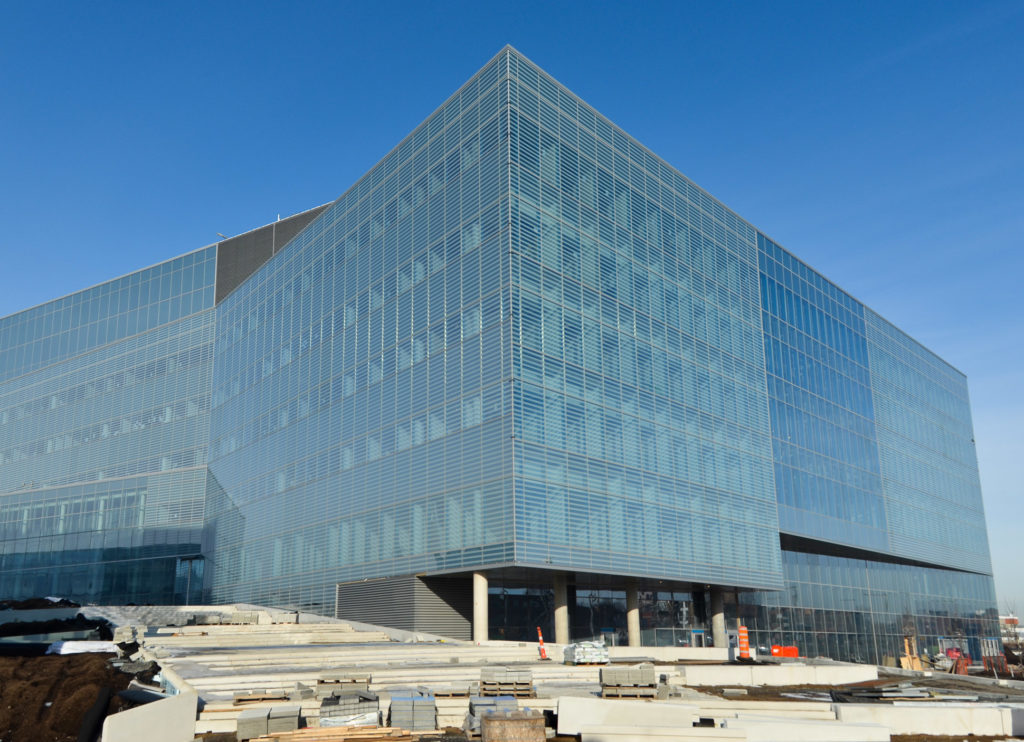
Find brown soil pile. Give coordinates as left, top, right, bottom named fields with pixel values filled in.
left=0, top=614, right=112, bottom=639
left=0, top=653, right=132, bottom=742
left=0, top=597, right=79, bottom=610
left=699, top=682, right=835, bottom=699
left=700, top=672, right=1024, bottom=702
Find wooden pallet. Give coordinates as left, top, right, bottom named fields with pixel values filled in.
left=475, top=687, right=532, bottom=695
left=601, top=686, right=657, bottom=698
left=479, top=683, right=535, bottom=698
left=234, top=692, right=291, bottom=705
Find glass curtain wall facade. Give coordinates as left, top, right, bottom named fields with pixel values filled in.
left=505, top=53, right=783, bottom=589
left=0, top=47, right=998, bottom=662
left=0, top=248, right=216, bottom=603
left=205, top=53, right=514, bottom=614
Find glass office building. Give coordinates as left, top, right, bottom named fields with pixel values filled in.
left=0, top=47, right=998, bottom=662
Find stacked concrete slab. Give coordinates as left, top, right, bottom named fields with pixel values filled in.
left=481, top=667, right=532, bottom=683
left=236, top=706, right=270, bottom=740
left=833, top=702, right=1024, bottom=737
left=267, top=705, right=301, bottom=734
left=601, top=663, right=657, bottom=698
left=317, top=671, right=372, bottom=698
left=678, top=663, right=877, bottom=687
left=481, top=666, right=534, bottom=697
left=557, top=696, right=698, bottom=735
left=694, top=698, right=836, bottom=722
left=578, top=726, right=746, bottom=742
left=722, top=715, right=890, bottom=741
left=389, top=694, right=437, bottom=731
left=320, top=690, right=379, bottom=720
left=465, top=695, right=519, bottom=734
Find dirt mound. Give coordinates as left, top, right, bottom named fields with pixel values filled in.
left=0, top=653, right=133, bottom=742
left=0, top=597, right=80, bottom=610
left=0, top=614, right=113, bottom=640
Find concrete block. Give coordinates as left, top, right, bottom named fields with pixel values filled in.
left=236, top=706, right=270, bottom=740
left=811, top=665, right=878, bottom=685
left=724, top=715, right=889, bottom=741
left=833, top=703, right=1008, bottom=736
left=603, top=664, right=656, bottom=686
left=679, top=665, right=753, bottom=686
left=600, top=666, right=629, bottom=684
left=606, top=646, right=731, bottom=662
left=101, top=691, right=198, bottom=742
left=749, top=664, right=808, bottom=686
left=682, top=663, right=875, bottom=688
left=557, top=696, right=697, bottom=735
left=471, top=695, right=518, bottom=715
left=692, top=698, right=834, bottom=723
left=579, top=725, right=747, bottom=741
left=1003, top=707, right=1024, bottom=736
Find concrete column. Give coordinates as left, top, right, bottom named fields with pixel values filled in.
left=472, top=571, right=488, bottom=643
left=710, top=588, right=726, bottom=649
left=553, top=572, right=570, bottom=645
left=626, top=579, right=641, bottom=647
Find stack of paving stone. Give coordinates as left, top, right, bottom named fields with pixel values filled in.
left=600, top=663, right=657, bottom=698
left=267, top=705, right=301, bottom=734
left=319, top=689, right=380, bottom=721
left=563, top=640, right=609, bottom=665
left=388, top=694, right=437, bottom=731
left=289, top=682, right=316, bottom=701
left=479, top=667, right=534, bottom=697
left=317, top=671, right=372, bottom=698
left=463, top=695, right=519, bottom=735
left=236, top=706, right=270, bottom=741
left=480, top=709, right=545, bottom=742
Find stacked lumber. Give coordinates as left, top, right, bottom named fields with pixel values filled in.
left=248, top=726, right=416, bottom=742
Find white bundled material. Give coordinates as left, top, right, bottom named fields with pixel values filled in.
left=563, top=640, right=609, bottom=664
left=46, top=641, right=119, bottom=654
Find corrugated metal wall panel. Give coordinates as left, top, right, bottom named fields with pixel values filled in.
left=414, top=577, right=472, bottom=640
left=335, top=576, right=415, bottom=631
left=335, top=574, right=472, bottom=640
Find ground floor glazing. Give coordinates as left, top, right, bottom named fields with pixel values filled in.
left=485, top=548, right=999, bottom=664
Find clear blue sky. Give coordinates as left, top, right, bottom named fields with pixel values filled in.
left=2, top=1, right=1021, bottom=612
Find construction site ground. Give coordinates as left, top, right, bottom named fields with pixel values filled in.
left=2, top=603, right=1024, bottom=741
left=698, top=671, right=1024, bottom=702
left=0, top=653, right=133, bottom=742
